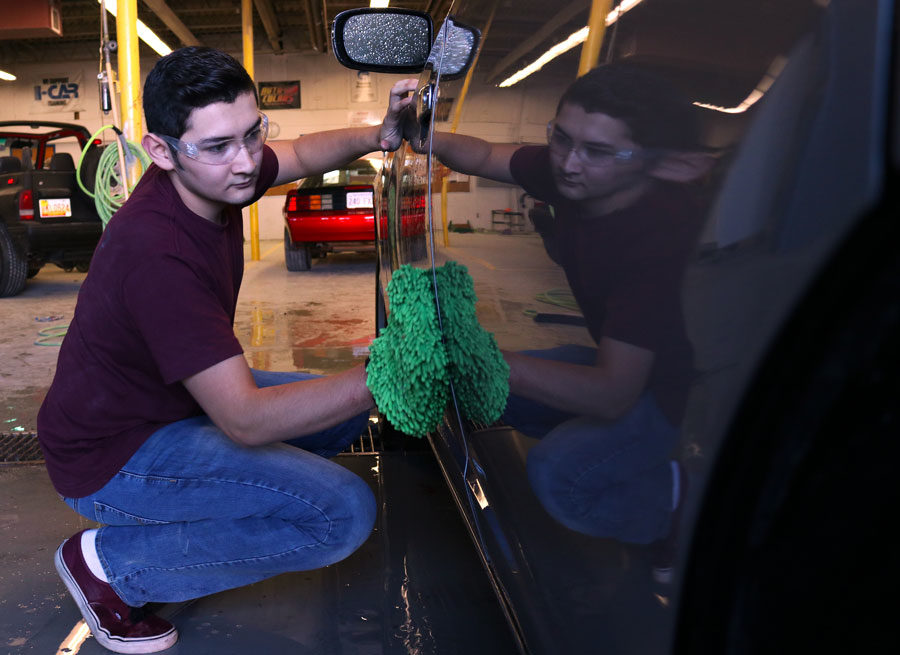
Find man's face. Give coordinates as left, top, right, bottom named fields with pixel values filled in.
left=169, top=91, right=264, bottom=221
left=548, top=103, right=651, bottom=210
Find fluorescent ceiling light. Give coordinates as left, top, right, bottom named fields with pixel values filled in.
left=370, top=1, right=390, bottom=7
left=499, top=0, right=644, bottom=88
left=100, top=0, right=172, bottom=56
left=500, top=27, right=588, bottom=88
left=693, top=56, right=787, bottom=114
left=0, top=70, right=16, bottom=81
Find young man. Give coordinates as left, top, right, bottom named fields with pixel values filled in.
left=422, top=62, right=713, bottom=564
left=37, top=47, right=418, bottom=653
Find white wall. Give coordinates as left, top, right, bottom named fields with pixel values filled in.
left=0, top=51, right=567, bottom=238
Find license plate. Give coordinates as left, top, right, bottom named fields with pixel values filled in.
left=39, top=198, right=72, bottom=218
left=346, top=191, right=373, bottom=209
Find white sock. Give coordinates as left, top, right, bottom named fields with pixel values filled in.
left=671, top=461, right=681, bottom=511
left=80, top=529, right=110, bottom=582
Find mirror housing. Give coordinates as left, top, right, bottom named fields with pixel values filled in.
left=425, top=17, right=481, bottom=81
left=332, top=8, right=434, bottom=74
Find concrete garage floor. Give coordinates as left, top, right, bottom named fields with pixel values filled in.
left=1, top=232, right=581, bottom=655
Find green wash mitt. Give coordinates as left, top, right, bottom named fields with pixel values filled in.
left=366, top=265, right=449, bottom=437
left=435, top=261, right=510, bottom=425
left=366, top=262, right=509, bottom=437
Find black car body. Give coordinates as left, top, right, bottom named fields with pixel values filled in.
left=0, top=121, right=103, bottom=296
left=335, top=1, right=898, bottom=652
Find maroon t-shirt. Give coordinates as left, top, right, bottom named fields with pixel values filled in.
left=37, top=146, right=279, bottom=497
left=510, top=145, right=704, bottom=426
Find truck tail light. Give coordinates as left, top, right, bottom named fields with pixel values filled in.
left=19, top=189, right=34, bottom=220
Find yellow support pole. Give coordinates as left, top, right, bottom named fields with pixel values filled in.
left=439, top=2, right=497, bottom=247
left=577, top=0, right=613, bottom=76
left=116, top=0, right=142, bottom=142
left=115, top=0, right=142, bottom=195
left=242, top=0, right=261, bottom=261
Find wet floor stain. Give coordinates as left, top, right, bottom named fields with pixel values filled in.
left=290, top=346, right=368, bottom=374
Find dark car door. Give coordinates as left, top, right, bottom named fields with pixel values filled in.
left=338, top=0, right=897, bottom=652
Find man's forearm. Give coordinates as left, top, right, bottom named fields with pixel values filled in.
left=429, top=132, right=518, bottom=185
left=234, top=365, right=374, bottom=446
left=430, top=131, right=491, bottom=175
left=505, top=348, right=651, bottom=421
left=185, top=356, right=374, bottom=448
left=290, top=126, right=381, bottom=177
left=285, top=78, right=418, bottom=176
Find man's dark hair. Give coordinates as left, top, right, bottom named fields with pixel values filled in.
left=557, top=61, right=702, bottom=151
left=143, top=47, right=257, bottom=138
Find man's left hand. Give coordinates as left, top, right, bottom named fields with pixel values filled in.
left=379, top=78, right=419, bottom=151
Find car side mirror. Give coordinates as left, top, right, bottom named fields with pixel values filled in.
left=331, top=8, right=434, bottom=74
left=425, top=17, right=481, bottom=81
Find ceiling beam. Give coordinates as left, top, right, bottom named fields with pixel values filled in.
left=254, top=0, right=284, bottom=54
left=486, top=0, right=587, bottom=84
left=304, top=0, right=323, bottom=52
left=320, top=0, right=330, bottom=53
left=427, top=0, right=453, bottom=19
left=142, top=0, right=202, bottom=47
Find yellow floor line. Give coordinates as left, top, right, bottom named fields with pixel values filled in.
left=443, top=247, right=496, bottom=270
left=261, top=243, right=281, bottom=259
left=246, top=242, right=282, bottom=265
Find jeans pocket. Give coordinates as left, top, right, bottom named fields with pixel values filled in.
left=94, top=501, right=170, bottom=526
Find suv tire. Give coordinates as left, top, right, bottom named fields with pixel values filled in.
left=284, top=228, right=311, bottom=271
left=0, top=225, right=27, bottom=297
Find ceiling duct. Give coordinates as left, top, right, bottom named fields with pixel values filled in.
left=0, top=0, right=62, bottom=39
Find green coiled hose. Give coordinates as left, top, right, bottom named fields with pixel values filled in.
left=77, top=125, right=151, bottom=226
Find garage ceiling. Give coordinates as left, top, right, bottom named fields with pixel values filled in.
left=0, top=1, right=590, bottom=78
left=0, top=0, right=818, bottom=103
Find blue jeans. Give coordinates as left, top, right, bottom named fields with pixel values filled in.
left=63, top=370, right=374, bottom=606
left=502, top=345, right=679, bottom=544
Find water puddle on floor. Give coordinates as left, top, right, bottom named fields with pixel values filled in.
left=236, top=301, right=373, bottom=374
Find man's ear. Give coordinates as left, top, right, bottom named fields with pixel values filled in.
left=141, top=133, right=177, bottom=171
left=649, top=151, right=717, bottom=183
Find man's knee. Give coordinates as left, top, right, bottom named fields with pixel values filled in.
left=340, top=474, right=377, bottom=555
left=313, top=472, right=377, bottom=563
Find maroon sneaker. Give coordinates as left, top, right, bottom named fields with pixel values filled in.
left=54, top=530, right=178, bottom=653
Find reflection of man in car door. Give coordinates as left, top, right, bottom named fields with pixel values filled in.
left=422, top=62, right=713, bottom=554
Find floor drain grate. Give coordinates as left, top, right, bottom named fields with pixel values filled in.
left=0, top=432, right=44, bottom=463
left=340, top=419, right=382, bottom=455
